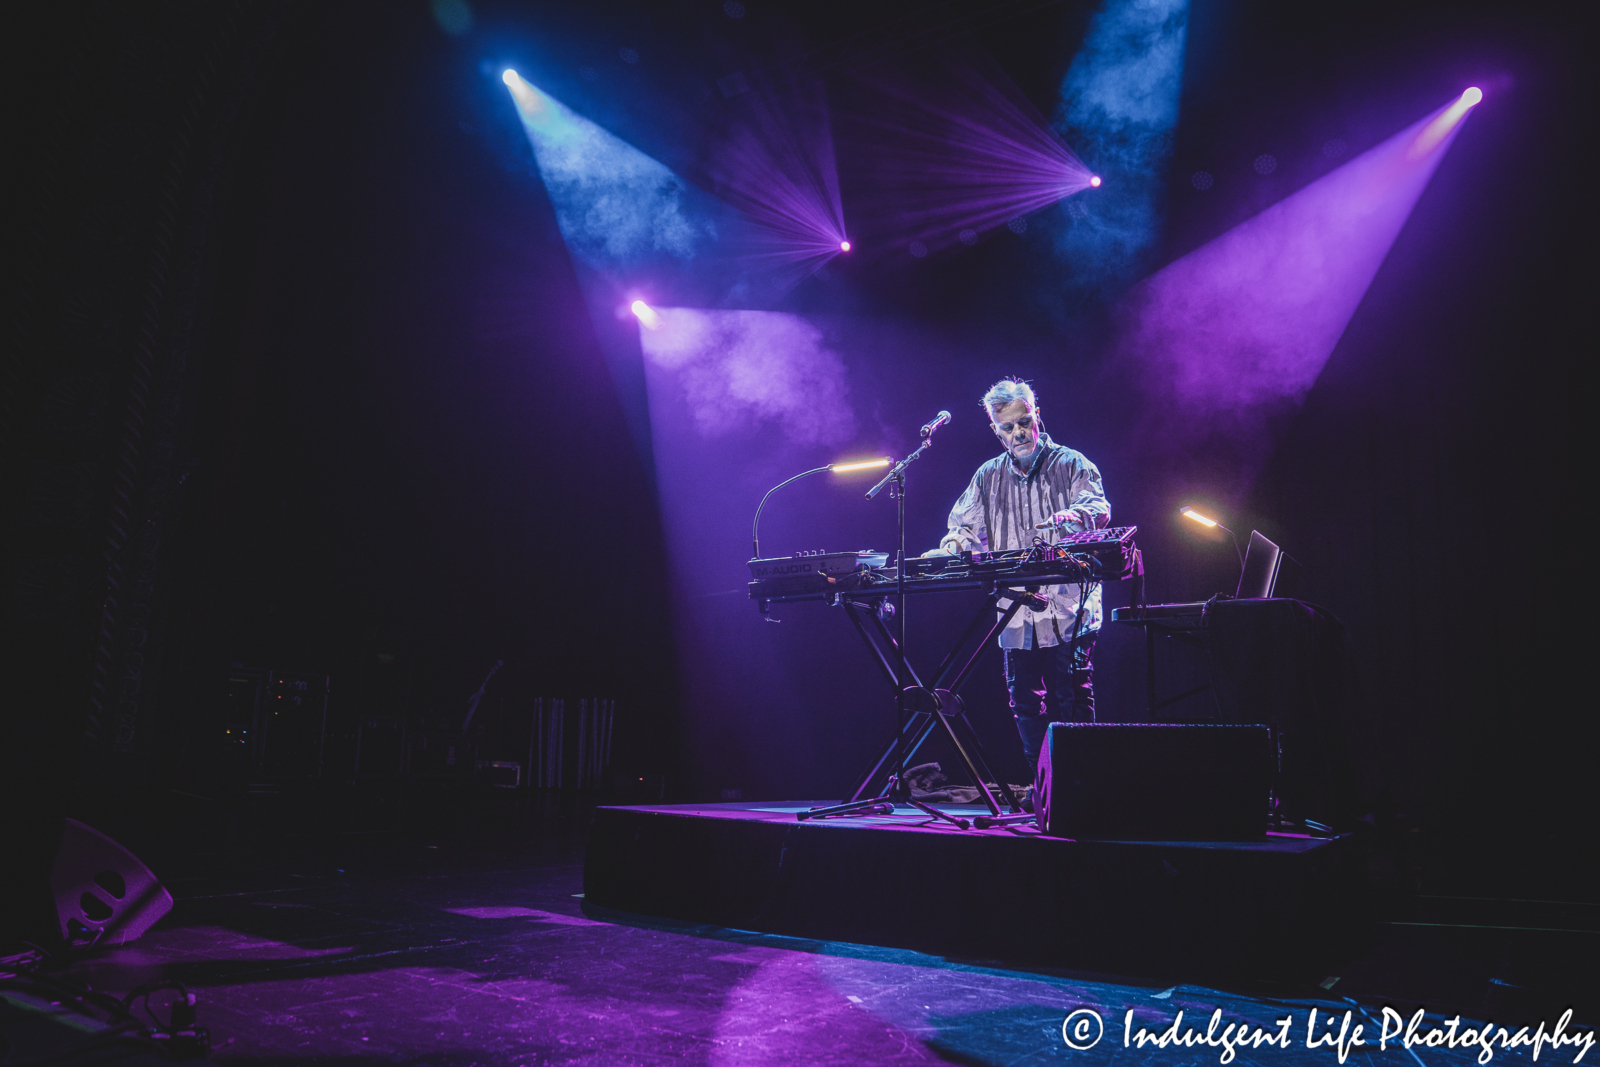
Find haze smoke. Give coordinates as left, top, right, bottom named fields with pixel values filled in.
left=639, top=308, right=855, bottom=447
left=507, top=77, right=713, bottom=269
left=1053, top=0, right=1189, bottom=298
left=1115, top=98, right=1476, bottom=485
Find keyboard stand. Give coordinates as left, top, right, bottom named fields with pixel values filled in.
left=798, top=587, right=1035, bottom=824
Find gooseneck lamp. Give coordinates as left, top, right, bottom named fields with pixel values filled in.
left=752, top=458, right=891, bottom=559
left=1179, top=505, right=1245, bottom=567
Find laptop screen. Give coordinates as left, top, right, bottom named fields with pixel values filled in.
left=1236, top=530, right=1283, bottom=599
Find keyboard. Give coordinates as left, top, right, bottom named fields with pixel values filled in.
left=750, top=528, right=1140, bottom=605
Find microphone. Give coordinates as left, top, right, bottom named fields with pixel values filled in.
left=920, top=410, right=952, bottom=438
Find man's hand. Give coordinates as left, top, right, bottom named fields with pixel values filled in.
left=1034, top=509, right=1081, bottom=530
left=920, top=546, right=958, bottom=558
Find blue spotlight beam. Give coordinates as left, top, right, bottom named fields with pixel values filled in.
left=1053, top=0, right=1190, bottom=299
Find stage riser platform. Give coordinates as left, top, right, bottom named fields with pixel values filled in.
left=582, top=804, right=1369, bottom=974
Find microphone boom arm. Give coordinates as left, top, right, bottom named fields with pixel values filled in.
left=866, top=438, right=932, bottom=500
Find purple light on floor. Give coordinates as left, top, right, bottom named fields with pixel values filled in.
left=1115, top=91, right=1481, bottom=476
left=706, top=83, right=849, bottom=288
left=846, top=53, right=1094, bottom=256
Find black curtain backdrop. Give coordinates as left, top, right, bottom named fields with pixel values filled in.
left=0, top=0, right=1584, bottom=874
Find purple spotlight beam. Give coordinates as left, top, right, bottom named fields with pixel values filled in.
left=707, top=82, right=849, bottom=289
left=844, top=51, right=1094, bottom=257
left=1114, top=91, right=1483, bottom=491
left=639, top=307, right=855, bottom=448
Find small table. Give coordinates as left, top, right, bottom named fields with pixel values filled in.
left=1110, top=601, right=1214, bottom=717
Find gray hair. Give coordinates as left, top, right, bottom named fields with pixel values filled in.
left=981, top=377, right=1038, bottom=420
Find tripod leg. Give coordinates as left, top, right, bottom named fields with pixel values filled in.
left=799, top=796, right=896, bottom=820
left=903, top=795, right=970, bottom=829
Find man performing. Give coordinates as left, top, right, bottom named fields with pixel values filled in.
left=927, top=378, right=1111, bottom=769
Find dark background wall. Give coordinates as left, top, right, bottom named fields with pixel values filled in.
left=0, top=0, right=1584, bottom=872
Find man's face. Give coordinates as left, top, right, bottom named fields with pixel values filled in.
left=991, top=399, right=1041, bottom=467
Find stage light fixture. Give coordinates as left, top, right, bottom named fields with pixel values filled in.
left=829, top=458, right=890, bottom=473
left=1409, top=88, right=1484, bottom=161
left=1089, top=175, right=1102, bottom=187
left=629, top=300, right=661, bottom=330
left=839, top=240, right=851, bottom=252
left=502, top=69, right=517, bottom=85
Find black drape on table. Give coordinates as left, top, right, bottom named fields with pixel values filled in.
left=1207, top=599, right=1368, bottom=828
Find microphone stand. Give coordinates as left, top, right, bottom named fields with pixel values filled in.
left=864, top=437, right=930, bottom=502
left=805, top=433, right=971, bottom=828
left=868, top=441, right=926, bottom=809
left=866, top=439, right=931, bottom=727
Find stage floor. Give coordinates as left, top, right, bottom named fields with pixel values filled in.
left=583, top=801, right=1367, bottom=975
left=21, top=793, right=1592, bottom=1067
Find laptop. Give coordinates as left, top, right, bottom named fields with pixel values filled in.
left=1236, top=530, right=1285, bottom=599
left=1111, top=529, right=1296, bottom=624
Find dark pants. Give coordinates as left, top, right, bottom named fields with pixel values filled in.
left=1004, top=635, right=1096, bottom=766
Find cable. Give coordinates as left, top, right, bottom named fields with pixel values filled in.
left=0, top=975, right=136, bottom=1026
left=0, top=974, right=153, bottom=1067
left=0, top=973, right=209, bottom=1063
left=0, top=1024, right=151, bottom=1067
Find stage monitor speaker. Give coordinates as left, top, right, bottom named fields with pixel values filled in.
left=49, top=819, right=173, bottom=948
left=1036, top=723, right=1272, bottom=840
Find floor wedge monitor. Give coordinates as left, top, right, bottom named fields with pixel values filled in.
left=1036, top=723, right=1272, bottom=840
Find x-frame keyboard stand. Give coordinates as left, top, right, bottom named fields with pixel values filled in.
left=798, top=585, right=1041, bottom=824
